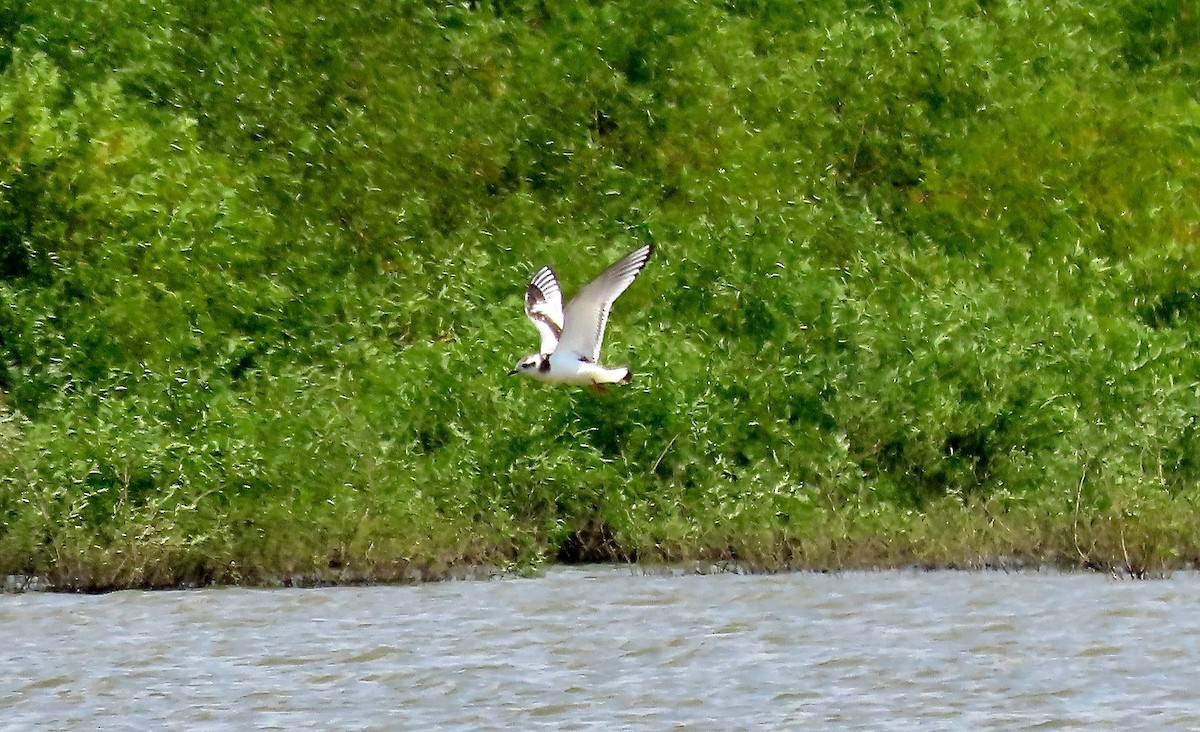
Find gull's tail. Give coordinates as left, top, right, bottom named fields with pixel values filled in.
left=594, top=365, right=632, bottom=385
left=588, top=366, right=633, bottom=393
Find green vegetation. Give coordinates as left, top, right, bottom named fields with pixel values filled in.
left=1, top=1, right=1198, bottom=589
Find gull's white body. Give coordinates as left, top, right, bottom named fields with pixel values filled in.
left=510, top=244, right=653, bottom=390
left=531, top=350, right=632, bottom=386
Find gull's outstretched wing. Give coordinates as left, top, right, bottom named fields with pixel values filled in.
left=558, top=244, right=653, bottom=361
left=525, top=265, right=564, bottom=354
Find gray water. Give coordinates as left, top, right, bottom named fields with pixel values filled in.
left=2, top=567, right=1199, bottom=730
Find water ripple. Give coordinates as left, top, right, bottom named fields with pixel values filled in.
left=2, top=568, right=1199, bottom=729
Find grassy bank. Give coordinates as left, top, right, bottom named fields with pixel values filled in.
left=2, top=1, right=1199, bottom=590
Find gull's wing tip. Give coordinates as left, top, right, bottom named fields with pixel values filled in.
left=607, top=243, right=654, bottom=279
left=530, top=265, right=559, bottom=289
left=630, top=243, right=654, bottom=265
left=620, top=243, right=654, bottom=283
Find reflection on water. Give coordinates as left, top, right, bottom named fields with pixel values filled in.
left=3, top=568, right=1199, bottom=730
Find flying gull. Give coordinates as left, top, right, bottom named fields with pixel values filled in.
left=509, top=244, right=654, bottom=391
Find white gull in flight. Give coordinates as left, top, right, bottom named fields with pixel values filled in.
left=509, top=244, right=654, bottom=392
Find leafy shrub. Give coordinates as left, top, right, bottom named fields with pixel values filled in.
left=1, top=1, right=1197, bottom=586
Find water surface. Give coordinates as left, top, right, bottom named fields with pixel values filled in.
left=3, top=568, right=1197, bottom=730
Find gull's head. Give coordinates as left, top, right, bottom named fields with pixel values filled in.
left=508, top=354, right=543, bottom=378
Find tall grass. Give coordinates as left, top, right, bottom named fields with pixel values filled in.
left=1, top=1, right=1198, bottom=589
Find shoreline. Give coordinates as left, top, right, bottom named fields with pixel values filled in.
left=7, top=547, right=1197, bottom=594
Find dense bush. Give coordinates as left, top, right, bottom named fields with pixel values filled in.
left=1, top=1, right=1197, bottom=587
